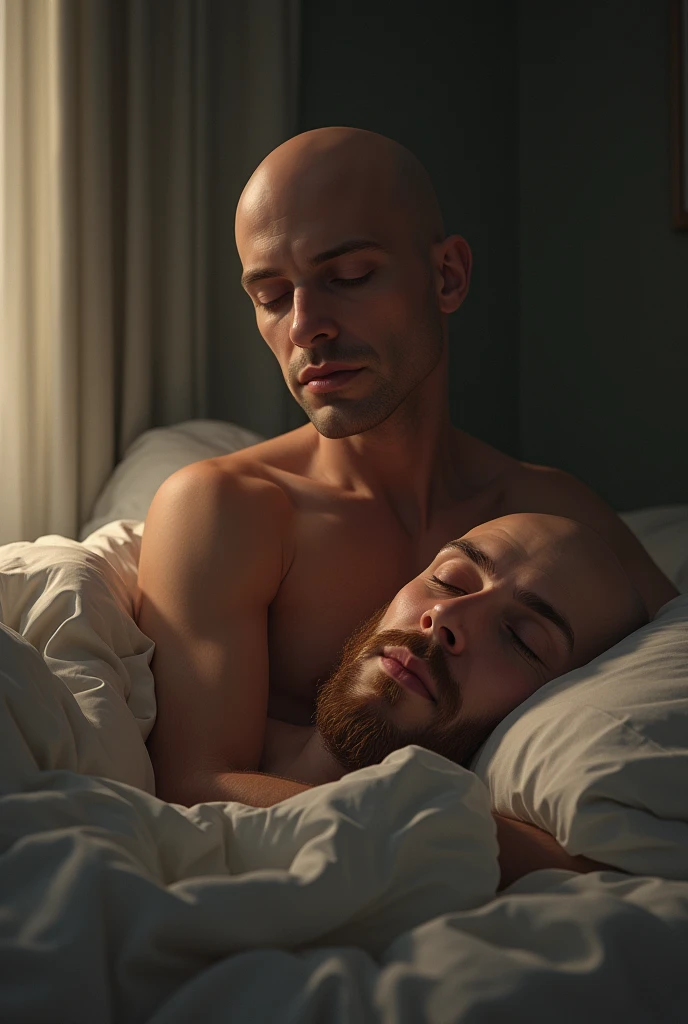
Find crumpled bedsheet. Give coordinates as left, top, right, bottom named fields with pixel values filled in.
left=1, top=623, right=688, bottom=1023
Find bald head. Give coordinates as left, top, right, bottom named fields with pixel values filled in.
left=314, top=511, right=650, bottom=773
left=461, top=513, right=649, bottom=665
left=235, top=127, right=472, bottom=440
left=236, top=127, right=445, bottom=255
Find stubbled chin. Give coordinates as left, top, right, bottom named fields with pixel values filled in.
left=357, top=674, right=436, bottom=730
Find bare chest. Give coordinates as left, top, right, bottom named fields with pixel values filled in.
left=265, top=488, right=504, bottom=723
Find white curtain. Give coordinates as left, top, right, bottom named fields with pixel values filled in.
left=0, top=0, right=301, bottom=545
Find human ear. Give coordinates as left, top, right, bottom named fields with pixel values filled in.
left=433, top=235, right=472, bottom=314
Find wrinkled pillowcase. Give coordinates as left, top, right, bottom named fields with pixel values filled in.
left=471, top=594, right=688, bottom=881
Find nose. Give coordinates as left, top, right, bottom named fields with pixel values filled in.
left=289, top=286, right=338, bottom=350
left=421, top=605, right=466, bottom=654
left=420, top=592, right=491, bottom=655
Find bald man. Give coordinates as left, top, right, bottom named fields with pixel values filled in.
left=258, top=512, right=647, bottom=782
left=255, top=512, right=648, bottom=886
left=136, top=128, right=675, bottom=885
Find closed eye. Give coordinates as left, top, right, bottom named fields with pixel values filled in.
left=258, top=293, right=288, bottom=311
left=332, top=272, right=373, bottom=287
left=258, top=271, right=374, bottom=311
left=428, top=574, right=467, bottom=596
left=507, top=626, right=542, bottom=666
left=429, top=575, right=544, bottom=667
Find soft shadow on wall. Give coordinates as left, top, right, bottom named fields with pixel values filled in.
left=297, top=0, right=688, bottom=510
left=297, top=0, right=521, bottom=459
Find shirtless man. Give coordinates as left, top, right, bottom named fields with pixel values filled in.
left=136, top=127, right=675, bottom=884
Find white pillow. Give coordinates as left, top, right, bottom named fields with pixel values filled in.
left=471, top=594, right=688, bottom=880
left=79, top=419, right=264, bottom=539
left=0, top=522, right=155, bottom=793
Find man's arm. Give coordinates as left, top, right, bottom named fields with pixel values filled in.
left=509, top=465, right=678, bottom=619
left=493, top=813, right=616, bottom=891
left=137, top=460, right=296, bottom=807
left=183, top=770, right=312, bottom=807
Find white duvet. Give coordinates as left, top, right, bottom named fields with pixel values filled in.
left=2, top=504, right=688, bottom=1022
left=2, top=621, right=688, bottom=1022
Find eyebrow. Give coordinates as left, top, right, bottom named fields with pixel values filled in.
left=439, top=539, right=497, bottom=577
left=240, top=238, right=390, bottom=290
left=438, top=538, right=576, bottom=654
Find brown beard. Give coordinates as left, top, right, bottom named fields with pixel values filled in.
left=315, top=605, right=500, bottom=773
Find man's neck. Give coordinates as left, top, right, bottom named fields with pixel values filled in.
left=309, top=366, right=464, bottom=535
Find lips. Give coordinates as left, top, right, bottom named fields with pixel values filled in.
left=379, top=646, right=438, bottom=703
left=298, top=363, right=362, bottom=385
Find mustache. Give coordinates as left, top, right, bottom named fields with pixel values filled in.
left=359, top=628, right=457, bottom=712
left=291, top=344, right=376, bottom=375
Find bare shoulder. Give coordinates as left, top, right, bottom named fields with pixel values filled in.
left=212, top=423, right=317, bottom=480
left=503, top=458, right=621, bottom=519
left=135, top=457, right=300, bottom=794
left=136, top=425, right=321, bottom=616
left=503, top=459, right=586, bottom=502
left=137, top=453, right=297, bottom=617
left=503, top=460, right=678, bottom=618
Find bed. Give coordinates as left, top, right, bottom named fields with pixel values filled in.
left=1, top=420, right=688, bottom=1023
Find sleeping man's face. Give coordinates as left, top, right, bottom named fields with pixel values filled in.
left=316, top=513, right=648, bottom=772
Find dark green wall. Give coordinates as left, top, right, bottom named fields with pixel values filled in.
left=298, top=0, right=521, bottom=456
left=519, top=0, right=688, bottom=510
left=297, top=0, right=688, bottom=509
